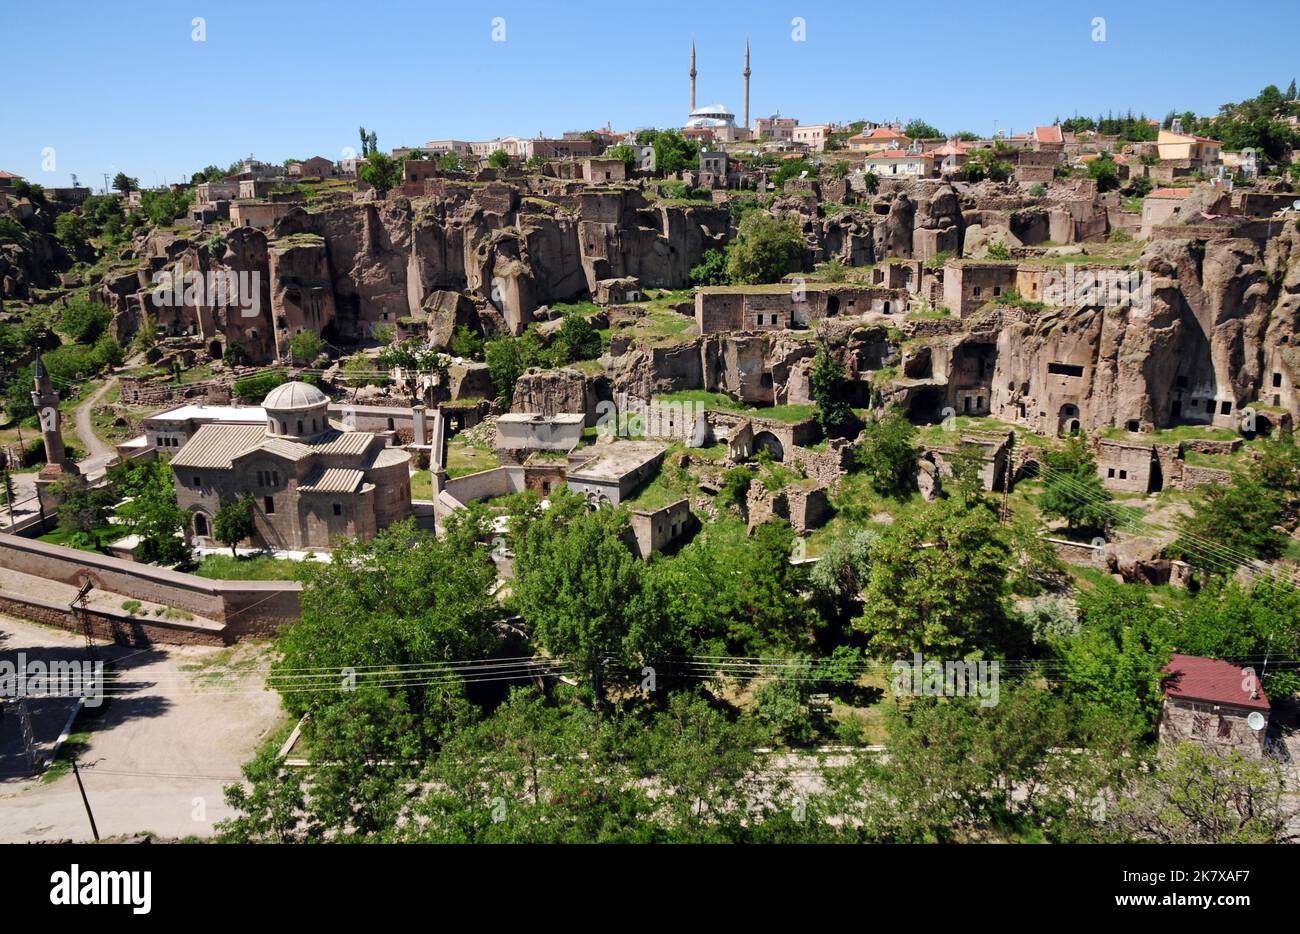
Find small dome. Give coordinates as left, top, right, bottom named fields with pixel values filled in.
left=263, top=380, right=328, bottom=412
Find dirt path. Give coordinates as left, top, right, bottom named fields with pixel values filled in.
left=72, top=379, right=117, bottom=478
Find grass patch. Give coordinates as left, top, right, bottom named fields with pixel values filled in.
left=192, top=553, right=310, bottom=581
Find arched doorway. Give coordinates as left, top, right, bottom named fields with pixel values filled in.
left=753, top=431, right=785, bottom=461
left=208, top=339, right=223, bottom=359
left=1058, top=404, right=1081, bottom=436
left=193, top=512, right=210, bottom=537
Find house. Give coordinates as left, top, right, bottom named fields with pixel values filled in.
left=1032, top=125, right=1064, bottom=151
left=791, top=124, right=831, bottom=152
left=170, top=381, right=411, bottom=551
left=583, top=157, right=626, bottom=184
left=931, top=140, right=971, bottom=176
left=1140, top=187, right=1192, bottom=237
left=0, top=170, right=23, bottom=188
left=862, top=150, right=935, bottom=179
left=290, top=156, right=335, bottom=178
left=754, top=115, right=798, bottom=142
left=1156, top=129, right=1222, bottom=171
left=1159, top=654, right=1271, bottom=758
left=698, top=149, right=728, bottom=187
left=848, top=126, right=911, bottom=153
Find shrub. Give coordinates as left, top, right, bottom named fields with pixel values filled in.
left=232, top=370, right=287, bottom=403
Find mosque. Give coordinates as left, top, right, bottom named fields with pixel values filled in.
left=683, top=39, right=753, bottom=143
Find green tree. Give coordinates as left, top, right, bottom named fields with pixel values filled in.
left=511, top=495, right=656, bottom=711
left=854, top=497, right=1017, bottom=658
left=359, top=152, right=402, bottom=194
left=1038, top=433, right=1112, bottom=533
left=112, top=172, right=138, bottom=195
left=854, top=407, right=917, bottom=497
left=725, top=211, right=804, bottom=284
left=810, top=345, right=850, bottom=434
left=289, top=330, right=325, bottom=366
left=605, top=143, right=637, bottom=171
left=1053, top=580, right=1173, bottom=744
left=945, top=441, right=990, bottom=505
left=649, top=518, right=816, bottom=657
left=217, top=747, right=312, bottom=843
left=59, top=298, right=113, bottom=345
left=552, top=314, right=602, bottom=364
left=1086, top=153, right=1121, bottom=192
left=213, top=493, right=256, bottom=557
left=437, top=151, right=463, bottom=172
left=487, top=149, right=510, bottom=169
left=1108, top=743, right=1297, bottom=843
left=903, top=119, right=942, bottom=140
left=273, top=518, right=500, bottom=729
left=689, top=248, right=729, bottom=287
left=115, top=461, right=189, bottom=565
left=1171, top=470, right=1287, bottom=576
left=651, top=129, right=699, bottom=176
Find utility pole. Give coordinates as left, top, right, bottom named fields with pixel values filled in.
left=999, top=433, right=1015, bottom=525
left=71, top=759, right=100, bottom=841
left=73, top=579, right=96, bottom=661
left=16, top=697, right=41, bottom=774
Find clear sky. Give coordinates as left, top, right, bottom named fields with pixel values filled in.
left=3, top=0, right=1297, bottom=190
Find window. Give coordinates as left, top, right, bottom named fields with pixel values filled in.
left=1048, top=362, right=1085, bottom=378
left=297, top=420, right=303, bottom=434
left=1217, top=717, right=1233, bottom=739
left=264, top=496, right=275, bottom=514
left=272, top=471, right=279, bottom=486
left=1107, top=468, right=1115, bottom=478
left=993, top=287, right=1002, bottom=297
left=973, top=287, right=982, bottom=298
left=332, top=503, right=342, bottom=516
left=1119, top=470, right=1128, bottom=480
left=1192, top=714, right=1209, bottom=737
left=192, top=476, right=201, bottom=488
left=1273, top=372, right=1283, bottom=388
left=1220, top=401, right=1231, bottom=415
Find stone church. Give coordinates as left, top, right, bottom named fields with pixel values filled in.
left=171, top=381, right=411, bottom=550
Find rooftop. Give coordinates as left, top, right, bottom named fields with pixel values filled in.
left=1162, top=653, right=1270, bottom=711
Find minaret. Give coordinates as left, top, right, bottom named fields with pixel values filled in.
left=31, top=356, right=68, bottom=470
left=743, top=38, right=751, bottom=130
left=690, top=39, right=697, bottom=113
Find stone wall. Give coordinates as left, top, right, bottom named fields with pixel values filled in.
left=0, top=533, right=300, bottom=642
left=1159, top=699, right=1267, bottom=758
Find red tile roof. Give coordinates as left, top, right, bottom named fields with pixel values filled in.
left=851, top=127, right=911, bottom=142
left=0, top=170, right=23, bottom=179
left=1163, top=654, right=1270, bottom=711
left=1148, top=187, right=1192, bottom=199
left=1034, top=125, right=1064, bottom=144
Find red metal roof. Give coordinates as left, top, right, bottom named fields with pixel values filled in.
left=1163, top=654, right=1270, bottom=710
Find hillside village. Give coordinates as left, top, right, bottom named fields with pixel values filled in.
left=2, top=54, right=1300, bottom=847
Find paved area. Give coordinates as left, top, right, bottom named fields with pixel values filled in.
left=0, top=616, right=286, bottom=842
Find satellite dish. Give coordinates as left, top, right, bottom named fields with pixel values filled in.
left=1292, top=200, right=1300, bottom=211
left=1247, top=711, right=1266, bottom=731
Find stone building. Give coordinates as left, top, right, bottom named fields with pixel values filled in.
left=170, top=381, right=411, bottom=550
left=1159, top=654, right=1270, bottom=758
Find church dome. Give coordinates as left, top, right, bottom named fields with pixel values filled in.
left=263, top=380, right=328, bottom=412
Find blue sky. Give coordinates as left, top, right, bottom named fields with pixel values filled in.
left=3, top=0, right=1297, bottom=189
